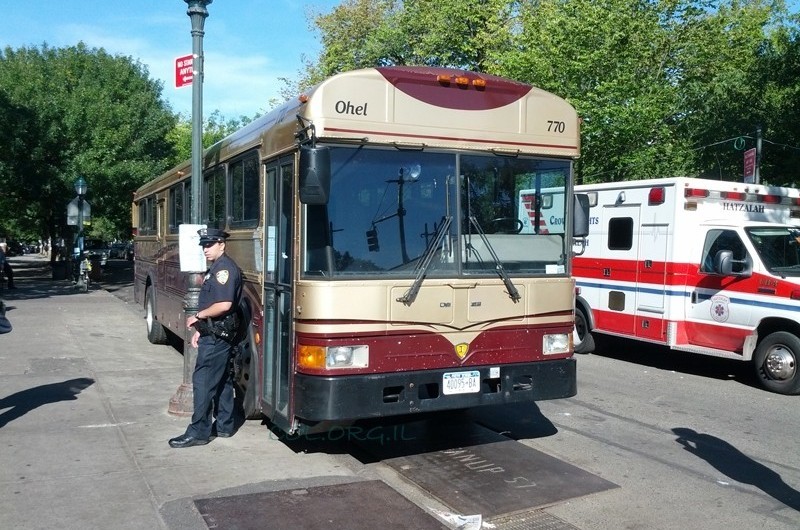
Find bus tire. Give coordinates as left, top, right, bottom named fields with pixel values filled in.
left=145, top=287, right=168, bottom=345
left=754, top=331, right=800, bottom=395
left=235, top=327, right=261, bottom=420
left=574, top=307, right=595, bottom=354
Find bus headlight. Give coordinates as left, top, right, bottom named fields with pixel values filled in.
left=327, top=345, right=369, bottom=368
left=543, top=333, right=571, bottom=355
left=298, top=344, right=369, bottom=369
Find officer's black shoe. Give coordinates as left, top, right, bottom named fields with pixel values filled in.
left=168, top=434, right=210, bottom=448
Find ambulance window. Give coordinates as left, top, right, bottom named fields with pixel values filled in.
left=608, top=217, right=633, bottom=250
left=701, top=230, right=747, bottom=273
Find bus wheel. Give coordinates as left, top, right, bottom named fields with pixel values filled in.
left=234, top=327, right=261, bottom=420
left=574, top=307, right=595, bottom=354
left=145, top=287, right=168, bottom=345
left=754, top=331, right=800, bottom=395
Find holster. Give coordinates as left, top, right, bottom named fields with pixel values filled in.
left=193, top=318, right=212, bottom=337
left=210, top=312, right=240, bottom=343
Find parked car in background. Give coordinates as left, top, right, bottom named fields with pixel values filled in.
left=110, top=242, right=128, bottom=259
left=5, top=240, right=24, bottom=256
left=83, top=239, right=110, bottom=266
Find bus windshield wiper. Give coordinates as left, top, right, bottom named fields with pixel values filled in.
left=396, top=216, right=452, bottom=305
left=467, top=215, right=521, bottom=303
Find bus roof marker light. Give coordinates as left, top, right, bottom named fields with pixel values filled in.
left=472, top=78, right=487, bottom=89
left=436, top=75, right=451, bottom=85
left=455, top=76, right=470, bottom=88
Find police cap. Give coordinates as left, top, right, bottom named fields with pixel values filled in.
left=198, top=228, right=229, bottom=245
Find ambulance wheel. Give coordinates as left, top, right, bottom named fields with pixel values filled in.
left=754, top=331, right=800, bottom=395
left=145, top=287, right=168, bottom=345
left=574, top=308, right=595, bottom=354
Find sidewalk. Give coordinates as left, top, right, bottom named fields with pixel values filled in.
left=0, top=255, right=356, bottom=529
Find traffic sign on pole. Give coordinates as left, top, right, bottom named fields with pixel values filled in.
left=743, top=148, right=756, bottom=184
left=174, top=54, right=194, bottom=88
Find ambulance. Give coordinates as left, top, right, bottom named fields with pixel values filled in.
left=572, top=177, right=800, bottom=394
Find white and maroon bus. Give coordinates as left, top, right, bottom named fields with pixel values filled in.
left=133, top=66, right=587, bottom=434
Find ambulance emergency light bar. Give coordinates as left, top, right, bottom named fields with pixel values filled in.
left=680, top=183, right=800, bottom=218
left=683, top=186, right=800, bottom=206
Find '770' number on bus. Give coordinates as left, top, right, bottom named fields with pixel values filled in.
left=547, top=120, right=566, bottom=133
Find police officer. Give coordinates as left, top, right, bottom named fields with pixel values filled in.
left=169, top=228, right=242, bottom=448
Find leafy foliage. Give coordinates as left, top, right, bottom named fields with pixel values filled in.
left=303, top=0, right=800, bottom=186
left=0, top=43, right=176, bottom=242
left=167, top=110, right=258, bottom=165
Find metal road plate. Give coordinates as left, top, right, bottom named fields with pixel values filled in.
left=355, top=419, right=618, bottom=519
left=194, top=480, right=446, bottom=530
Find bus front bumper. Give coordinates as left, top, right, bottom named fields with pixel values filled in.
left=293, top=358, right=576, bottom=422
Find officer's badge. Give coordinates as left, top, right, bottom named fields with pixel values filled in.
left=216, top=270, right=230, bottom=285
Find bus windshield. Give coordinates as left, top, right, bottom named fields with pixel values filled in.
left=747, top=227, right=800, bottom=276
left=303, top=145, right=570, bottom=278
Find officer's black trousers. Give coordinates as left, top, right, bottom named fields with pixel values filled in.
left=186, top=334, right=235, bottom=439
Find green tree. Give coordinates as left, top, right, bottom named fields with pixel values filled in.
left=302, top=0, right=799, bottom=185
left=499, top=0, right=701, bottom=183
left=742, top=8, right=800, bottom=186
left=167, top=110, right=258, bottom=165
left=672, top=0, right=786, bottom=184
left=0, top=43, right=176, bottom=243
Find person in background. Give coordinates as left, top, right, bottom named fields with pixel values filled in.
left=168, top=228, right=242, bottom=448
left=0, top=242, right=15, bottom=289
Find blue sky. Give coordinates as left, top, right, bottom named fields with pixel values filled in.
left=1, top=0, right=342, bottom=118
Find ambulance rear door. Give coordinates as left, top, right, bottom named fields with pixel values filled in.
left=597, top=204, right=641, bottom=336
left=635, top=220, right=668, bottom=341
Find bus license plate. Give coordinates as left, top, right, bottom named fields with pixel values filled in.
left=443, top=370, right=480, bottom=395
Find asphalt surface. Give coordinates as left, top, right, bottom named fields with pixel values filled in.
left=0, top=254, right=369, bottom=529
left=8, top=254, right=797, bottom=529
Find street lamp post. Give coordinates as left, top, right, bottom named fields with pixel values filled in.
left=169, top=0, right=212, bottom=416
left=74, top=177, right=88, bottom=288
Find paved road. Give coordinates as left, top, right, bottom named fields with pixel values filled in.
left=2, top=254, right=799, bottom=529
left=0, top=255, right=358, bottom=530
left=533, top=337, right=800, bottom=529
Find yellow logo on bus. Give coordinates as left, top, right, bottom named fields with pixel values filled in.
left=455, top=343, right=469, bottom=360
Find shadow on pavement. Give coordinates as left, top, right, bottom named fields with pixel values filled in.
left=673, top=427, right=800, bottom=512
left=0, top=377, right=95, bottom=428
left=0, top=255, right=135, bottom=304
left=590, top=334, right=760, bottom=390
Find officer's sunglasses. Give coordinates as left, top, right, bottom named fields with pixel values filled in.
left=201, top=241, right=220, bottom=248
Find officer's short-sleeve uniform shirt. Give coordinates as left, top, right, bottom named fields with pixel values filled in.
left=198, top=253, right=241, bottom=313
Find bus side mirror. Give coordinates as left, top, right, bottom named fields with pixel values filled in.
left=299, top=146, right=331, bottom=205
left=573, top=194, right=590, bottom=238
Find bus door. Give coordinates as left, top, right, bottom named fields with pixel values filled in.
left=261, top=157, right=294, bottom=431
